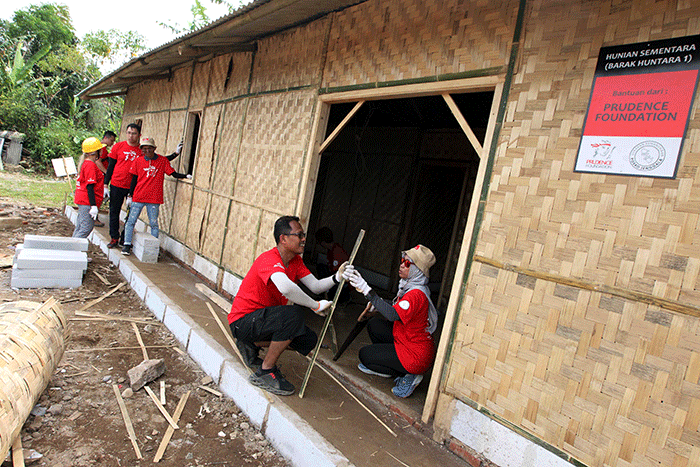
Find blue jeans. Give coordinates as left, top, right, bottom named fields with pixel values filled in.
left=124, top=202, right=160, bottom=245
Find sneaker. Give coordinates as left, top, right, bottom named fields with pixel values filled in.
left=121, top=244, right=132, bottom=255
left=94, top=219, right=104, bottom=227
left=236, top=339, right=263, bottom=371
left=392, top=373, right=423, bottom=398
left=249, top=366, right=295, bottom=396
left=358, top=363, right=392, bottom=378
left=107, top=239, right=119, bottom=248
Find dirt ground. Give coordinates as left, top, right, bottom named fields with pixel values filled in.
left=1, top=199, right=288, bottom=467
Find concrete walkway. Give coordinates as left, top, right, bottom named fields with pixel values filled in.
left=66, top=207, right=470, bottom=467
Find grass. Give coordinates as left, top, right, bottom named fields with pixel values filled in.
left=0, top=171, right=74, bottom=208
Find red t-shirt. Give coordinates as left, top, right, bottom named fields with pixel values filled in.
left=393, top=289, right=435, bottom=374
left=109, top=141, right=142, bottom=189
left=327, top=243, right=349, bottom=272
left=74, top=159, right=105, bottom=206
left=98, top=146, right=110, bottom=169
left=228, top=248, right=311, bottom=324
left=129, top=155, right=175, bottom=204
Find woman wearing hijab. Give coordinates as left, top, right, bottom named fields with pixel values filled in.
left=342, top=245, right=438, bottom=398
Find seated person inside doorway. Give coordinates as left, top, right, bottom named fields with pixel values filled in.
left=315, top=226, right=351, bottom=304
left=342, top=245, right=438, bottom=398
left=228, top=215, right=348, bottom=396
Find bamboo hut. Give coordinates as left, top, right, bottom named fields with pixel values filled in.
left=79, top=0, right=700, bottom=465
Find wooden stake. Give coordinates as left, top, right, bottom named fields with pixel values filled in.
left=195, top=283, right=231, bottom=311
left=78, top=282, right=125, bottom=311
left=306, top=356, right=397, bottom=437
left=132, top=322, right=149, bottom=361
left=160, top=380, right=166, bottom=405
left=112, top=384, right=142, bottom=459
left=93, top=270, right=111, bottom=285
left=12, top=436, right=24, bottom=467
left=197, top=385, right=223, bottom=397
left=144, top=385, right=178, bottom=429
left=299, top=229, right=365, bottom=398
left=153, top=390, right=190, bottom=463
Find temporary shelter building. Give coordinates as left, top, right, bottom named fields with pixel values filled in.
left=79, top=1, right=700, bottom=466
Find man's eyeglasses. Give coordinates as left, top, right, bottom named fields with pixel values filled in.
left=286, top=231, right=306, bottom=240
left=400, top=257, right=412, bottom=268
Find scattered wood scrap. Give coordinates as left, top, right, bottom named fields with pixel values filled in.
left=144, top=386, right=178, bottom=429
left=195, top=283, right=231, bottom=311
left=153, top=391, right=190, bottom=463
left=197, top=385, right=222, bottom=398
left=78, top=282, right=125, bottom=312
left=112, top=384, right=142, bottom=459
left=132, top=322, right=149, bottom=360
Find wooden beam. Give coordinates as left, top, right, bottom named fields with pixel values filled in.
left=112, top=384, right=142, bottom=459
left=442, top=93, right=482, bottom=156
left=318, top=100, right=364, bottom=154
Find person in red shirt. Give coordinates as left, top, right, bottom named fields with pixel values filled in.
left=95, top=130, right=117, bottom=174
left=343, top=245, right=438, bottom=398
left=72, top=137, right=106, bottom=238
left=120, top=137, right=190, bottom=255
left=228, top=216, right=346, bottom=396
left=104, top=123, right=142, bottom=248
left=315, top=226, right=350, bottom=303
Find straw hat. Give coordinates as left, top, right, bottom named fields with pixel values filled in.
left=403, top=244, right=436, bottom=278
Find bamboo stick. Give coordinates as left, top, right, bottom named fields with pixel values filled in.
left=144, top=386, right=178, bottom=429
left=112, top=384, right=142, bottom=459
left=153, top=391, right=190, bottom=463
left=78, top=282, right=125, bottom=312
left=132, top=322, right=149, bottom=361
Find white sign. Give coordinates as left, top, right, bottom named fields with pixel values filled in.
left=51, top=157, right=77, bottom=177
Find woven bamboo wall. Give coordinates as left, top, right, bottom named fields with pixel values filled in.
left=189, top=61, right=211, bottom=110
left=170, top=66, right=192, bottom=110
left=445, top=1, right=700, bottom=466
left=322, top=0, right=516, bottom=88
left=250, top=18, right=330, bottom=93
left=211, top=100, right=246, bottom=197
left=208, top=53, right=253, bottom=103
left=161, top=110, right=186, bottom=233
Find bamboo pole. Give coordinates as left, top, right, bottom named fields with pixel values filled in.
left=299, top=229, right=365, bottom=398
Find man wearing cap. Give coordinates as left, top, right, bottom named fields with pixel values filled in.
left=104, top=123, right=143, bottom=248
left=120, top=136, right=191, bottom=256
left=73, top=137, right=106, bottom=238
left=343, top=244, right=438, bottom=398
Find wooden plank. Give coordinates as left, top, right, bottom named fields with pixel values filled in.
left=93, top=271, right=110, bottom=285
left=144, top=386, right=179, bottom=429
left=195, top=283, right=231, bottom=312
left=197, top=385, right=223, bottom=397
left=442, top=93, right=483, bottom=155
left=12, top=436, right=24, bottom=467
left=160, top=380, right=166, bottom=406
left=66, top=345, right=174, bottom=352
left=153, top=391, right=190, bottom=463
left=78, top=282, right=125, bottom=311
left=299, top=229, right=365, bottom=398
left=132, top=322, right=149, bottom=361
left=112, top=384, right=142, bottom=459
left=318, top=100, right=364, bottom=153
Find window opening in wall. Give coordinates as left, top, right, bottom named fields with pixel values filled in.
left=183, top=112, right=201, bottom=176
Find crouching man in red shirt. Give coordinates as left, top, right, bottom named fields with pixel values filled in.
left=120, top=137, right=190, bottom=256
left=228, top=216, right=346, bottom=396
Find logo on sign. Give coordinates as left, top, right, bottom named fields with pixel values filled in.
left=629, top=141, right=665, bottom=171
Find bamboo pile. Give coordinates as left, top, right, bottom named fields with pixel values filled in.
left=0, top=299, right=66, bottom=459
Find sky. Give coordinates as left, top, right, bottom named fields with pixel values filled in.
left=1, top=0, right=243, bottom=70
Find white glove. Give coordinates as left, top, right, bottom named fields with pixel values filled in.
left=335, top=261, right=348, bottom=283
left=125, top=196, right=132, bottom=208
left=186, top=174, right=192, bottom=179
left=343, top=267, right=371, bottom=295
left=89, top=206, right=99, bottom=219
left=176, top=141, right=183, bottom=155
left=103, top=186, right=109, bottom=198
left=314, top=300, right=332, bottom=316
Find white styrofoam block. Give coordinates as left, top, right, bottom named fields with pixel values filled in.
left=266, top=404, right=351, bottom=467
left=162, top=304, right=196, bottom=347
left=187, top=327, right=231, bottom=382
left=129, top=269, right=153, bottom=300
left=11, top=276, right=82, bottom=288
left=12, top=265, right=83, bottom=280
left=24, top=234, right=89, bottom=252
left=219, top=360, right=270, bottom=429
left=222, top=271, right=242, bottom=298
left=144, top=287, right=172, bottom=321
left=450, top=400, right=570, bottom=467
left=193, top=254, right=219, bottom=283
left=15, top=249, right=87, bottom=271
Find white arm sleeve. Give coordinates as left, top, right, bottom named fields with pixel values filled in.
left=270, top=272, right=319, bottom=310
left=299, top=274, right=335, bottom=294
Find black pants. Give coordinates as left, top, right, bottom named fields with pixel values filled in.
left=109, top=185, right=130, bottom=241
left=358, top=317, right=407, bottom=377
left=230, top=304, right=317, bottom=356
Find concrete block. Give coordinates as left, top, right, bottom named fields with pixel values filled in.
left=266, top=404, right=351, bottom=467
left=23, top=235, right=89, bottom=251
left=0, top=217, right=23, bottom=230
left=129, top=269, right=153, bottom=301
left=161, top=235, right=186, bottom=262
left=193, top=254, right=219, bottom=283
left=64, top=205, right=73, bottom=218
left=15, top=249, right=87, bottom=271
left=187, top=327, right=231, bottom=382
left=162, top=305, right=196, bottom=347
left=219, top=360, right=269, bottom=429
left=108, top=248, right=122, bottom=267
left=118, top=257, right=134, bottom=283
left=134, top=245, right=158, bottom=263
left=11, top=276, right=83, bottom=288
left=222, top=271, right=241, bottom=298
left=12, top=264, right=83, bottom=280
left=134, top=231, right=159, bottom=247
left=144, top=287, right=172, bottom=321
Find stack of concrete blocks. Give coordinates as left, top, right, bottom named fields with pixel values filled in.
left=133, top=232, right=160, bottom=263
left=11, top=234, right=88, bottom=288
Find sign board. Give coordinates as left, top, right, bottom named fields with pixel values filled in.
left=575, top=35, right=700, bottom=178
left=51, top=157, right=77, bottom=177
